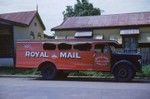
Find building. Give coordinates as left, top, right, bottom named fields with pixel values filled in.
left=0, top=11, right=45, bottom=66
left=44, top=34, right=55, bottom=39
left=52, top=12, right=150, bottom=64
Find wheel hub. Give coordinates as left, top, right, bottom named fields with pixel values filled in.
left=118, top=68, right=127, bottom=78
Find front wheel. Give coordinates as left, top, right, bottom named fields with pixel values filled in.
left=41, top=64, right=57, bottom=80
left=113, top=64, right=135, bottom=82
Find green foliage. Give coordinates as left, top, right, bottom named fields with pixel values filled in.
left=69, top=71, right=113, bottom=78
left=63, top=0, right=101, bottom=20
left=142, top=65, right=150, bottom=77
left=63, top=6, right=75, bottom=18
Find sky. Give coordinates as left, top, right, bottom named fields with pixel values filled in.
left=0, top=0, right=150, bottom=35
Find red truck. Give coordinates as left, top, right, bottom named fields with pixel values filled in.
left=16, top=39, right=142, bottom=82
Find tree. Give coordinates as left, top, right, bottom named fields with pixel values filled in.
left=63, top=0, right=101, bottom=20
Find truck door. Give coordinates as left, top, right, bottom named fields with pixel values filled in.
left=94, top=44, right=111, bottom=71
left=0, top=25, right=14, bottom=67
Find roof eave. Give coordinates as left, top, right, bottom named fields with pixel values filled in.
left=0, top=18, right=28, bottom=27
left=51, top=24, right=150, bottom=31
left=36, top=12, right=46, bottom=30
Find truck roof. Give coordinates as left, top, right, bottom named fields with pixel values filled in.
left=17, top=39, right=120, bottom=47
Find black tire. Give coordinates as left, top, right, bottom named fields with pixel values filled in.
left=113, top=63, right=135, bottom=82
left=41, top=64, right=57, bottom=80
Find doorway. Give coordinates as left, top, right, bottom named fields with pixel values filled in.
left=0, top=25, right=14, bottom=58
left=122, top=35, right=138, bottom=53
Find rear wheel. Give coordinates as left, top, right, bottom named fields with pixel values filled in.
left=113, top=63, right=135, bottom=82
left=41, top=64, right=57, bottom=80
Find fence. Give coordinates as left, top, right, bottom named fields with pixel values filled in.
left=140, top=48, right=150, bottom=65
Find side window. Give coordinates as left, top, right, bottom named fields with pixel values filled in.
left=58, top=43, right=72, bottom=50
left=74, top=43, right=92, bottom=51
left=43, top=43, right=56, bottom=50
left=95, top=44, right=104, bottom=53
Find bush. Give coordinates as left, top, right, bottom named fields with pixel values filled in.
left=69, top=71, right=113, bottom=78
left=142, top=65, right=150, bottom=77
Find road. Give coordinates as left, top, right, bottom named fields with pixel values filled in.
left=0, top=77, right=150, bottom=99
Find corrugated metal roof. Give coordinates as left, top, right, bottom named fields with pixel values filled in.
left=52, top=12, right=150, bottom=30
left=0, top=11, right=36, bottom=25
left=0, top=11, right=45, bottom=30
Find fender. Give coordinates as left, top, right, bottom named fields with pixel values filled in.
left=38, top=61, right=56, bottom=71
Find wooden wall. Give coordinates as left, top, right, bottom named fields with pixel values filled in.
left=140, top=48, right=150, bottom=65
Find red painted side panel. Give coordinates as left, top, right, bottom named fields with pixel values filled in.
left=16, top=42, right=47, bottom=68
left=56, top=50, right=94, bottom=70
left=16, top=41, right=111, bottom=72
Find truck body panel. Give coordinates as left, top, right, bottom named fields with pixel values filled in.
left=16, top=40, right=114, bottom=72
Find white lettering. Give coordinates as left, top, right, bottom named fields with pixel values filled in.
left=60, top=52, right=67, bottom=58
left=60, top=52, right=80, bottom=59
left=44, top=52, right=49, bottom=58
left=25, top=51, right=49, bottom=58
left=30, top=52, right=35, bottom=57
left=39, top=52, right=49, bottom=58
left=68, top=52, right=72, bottom=58
left=76, top=52, right=81, bottom=58
left=25, top=51, right=30, bottom=57
left=35, top=52, right=40, bottom=57
left=72, top=52, right=75, bottom=58
left=40, top=52, right=44, bottom=57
